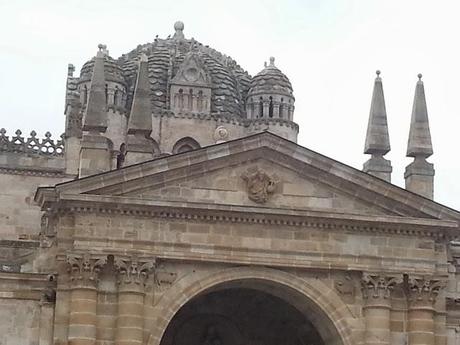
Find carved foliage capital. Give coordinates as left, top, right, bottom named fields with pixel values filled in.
left=406, top=276, right=445, bottom=307
left=67, top=253, right=106, bottom=287
left=361, top=273, right=401, bottom=300
left=115, top=256, right=154, bottom=288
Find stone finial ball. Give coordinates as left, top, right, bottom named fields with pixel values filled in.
left=174, top=21, right=184, bottom=31
left=418, top=73, right=423, bottom=80
left=376, top=70, right=381, bottom=76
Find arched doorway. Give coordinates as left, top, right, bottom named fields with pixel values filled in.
left=160, top=283, right=324, bottom=345
left=148, top=268, right=354, bottom=345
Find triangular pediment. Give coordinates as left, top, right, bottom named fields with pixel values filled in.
left=115, top=157, right=391, bottom=217
left=37, top=132, right=460, bottom=222
left=171, top=52, right=210, bottom=87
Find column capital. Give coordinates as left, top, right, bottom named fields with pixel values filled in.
left=361, top=273, right=401, bottom=301
left=406, top=276, right=446, bottom=308
left=115, top=255, right=155, bottom=292
left=67, top=253, right=107, bottom=288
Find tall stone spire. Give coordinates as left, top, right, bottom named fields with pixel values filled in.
left=127, top=53, right=152, bottom=135
left=79, top=44, right=112, bottom=178
left=363, top=70, right=392, bottom=182
left=125, top=53, right=154, bottom=166
left=405, top=74, right=434, bottom=199
left=82, top=44, right=108, bottom=133
left=406, top=74, right=433, bottom=158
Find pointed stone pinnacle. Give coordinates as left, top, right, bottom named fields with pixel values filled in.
left=364, top=70, right=390, bottom=155
left=127, top=53, right=152, bottom=135
left=82, top=46, right=108, bottom=133
left=407, top=74, right=433, bottom=158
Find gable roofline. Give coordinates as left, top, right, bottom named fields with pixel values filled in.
left=35, top=131, right=460, bottom=221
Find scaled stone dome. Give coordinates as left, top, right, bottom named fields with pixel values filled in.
left=78, top=23, right=252, bottom=116
left=248, top=57, right=294, bottom=99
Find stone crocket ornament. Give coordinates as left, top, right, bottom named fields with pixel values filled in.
left=241, top=167, right=279, bottom=203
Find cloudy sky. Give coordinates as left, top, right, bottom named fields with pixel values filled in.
left=1, top=0, right=460, bottom=209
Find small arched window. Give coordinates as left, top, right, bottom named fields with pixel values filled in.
left=279, top=98, right=284, bottom=119
left=178, top=89, right=184, bottom=110
left=258, top=97, right=263, bottom=118
left=114, top=87, right=119, bottom=106
left=172, top=137, right=201, bottom=154
left=269, top=96, right=273, bottom=118
left=116, top=143, right=126, bottom=169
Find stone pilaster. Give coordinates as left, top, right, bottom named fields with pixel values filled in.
left=115, top=256, right=154, bottom=345
left=39, top=290, right=56, bottom=345
left=362, top=273, right=401, bottom=345
left=67, top=254, right=107, bottom=345
left=406, top=276, right=445, bottom=345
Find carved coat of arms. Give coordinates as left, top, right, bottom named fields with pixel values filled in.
left=241, top=167, right=279, bottom=203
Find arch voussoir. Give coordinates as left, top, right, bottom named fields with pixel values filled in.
left=146, top=266, right=360, bottom=345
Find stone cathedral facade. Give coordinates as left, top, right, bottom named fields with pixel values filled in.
left=2, top=21, right=460, bottom=345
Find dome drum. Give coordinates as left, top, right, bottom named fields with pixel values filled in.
left=246, top=57, right=295, bottom=122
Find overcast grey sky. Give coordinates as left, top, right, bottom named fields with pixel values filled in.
left=1, top=0, right=460, bottom=209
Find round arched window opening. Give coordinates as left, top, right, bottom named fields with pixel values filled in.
left=172, top=137, right=201, bottom=154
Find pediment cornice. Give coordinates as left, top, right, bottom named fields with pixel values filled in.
left=35, top=132, right=460, bottom=224
left=44, top=193, right=459, bottom=240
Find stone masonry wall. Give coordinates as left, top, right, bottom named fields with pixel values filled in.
left=0, top=172, right=69, bottom=240
left=0, top=299, right=41, bottom=345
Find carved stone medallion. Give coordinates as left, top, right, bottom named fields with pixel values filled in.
left=241, top=167, right=279, bottom=203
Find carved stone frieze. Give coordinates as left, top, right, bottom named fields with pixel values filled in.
left=115, top=256, right=154, bottom=288
left=406, top=276, right=445, bottom=307
left=67, top=253, right=107, bottom=287
left=241, top=166, right=279, bottom=203
left=361, top=273, right=401, bottom=300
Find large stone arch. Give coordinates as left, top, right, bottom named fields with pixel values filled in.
left=147, top=266, right=360, bottom=345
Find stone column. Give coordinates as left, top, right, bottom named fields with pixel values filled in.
left=263, top=101, right=269, bottom=118
left=273, top=102, right=280, bottom=118
left=67, top=254, right=107, bottom=345
left=115, top=256, right=154, bottom=345
left=406, top=276, right=444, bottom=345
left=362, top=273, right=400, bottom=345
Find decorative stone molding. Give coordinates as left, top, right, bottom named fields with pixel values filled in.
left=0, top=128, right=64, bottom=156
left=213, top=125, right=229, bottom=144
left=67, top=253, right=106, bottom=287
left=151, top=110, right=299, bottom=131
left=115, top=255, right=154, bottom=288
left=49, top=203, right=455, bottom=239
left=0, top=167, right=66, bottom=177
left=241, top=166, right=279, bottom=203
left=361, top=273, right=401, bottom=300
left=406, top=276, right=445, bottom=306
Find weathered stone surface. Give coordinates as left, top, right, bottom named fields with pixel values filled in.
left=2, top=21, right=460, bottom=345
